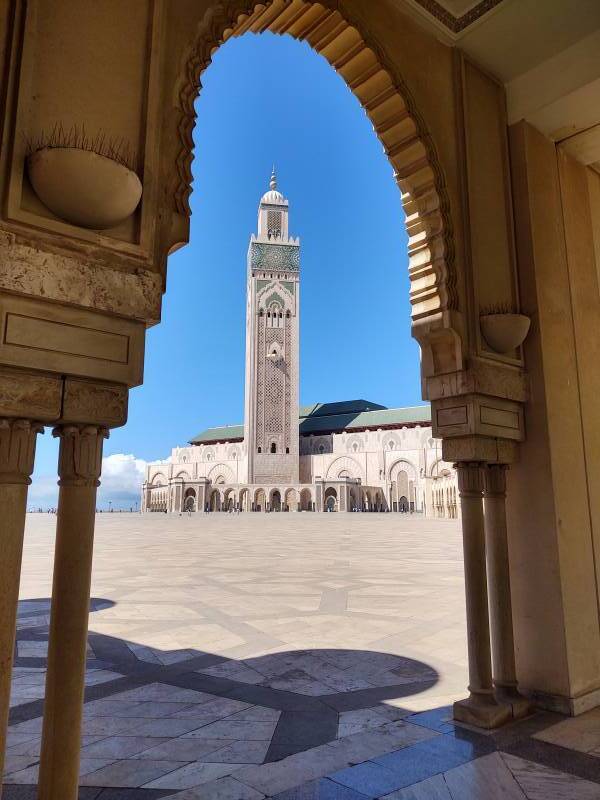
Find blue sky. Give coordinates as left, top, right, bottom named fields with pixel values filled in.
left=29, top=33, right=422, bottom=509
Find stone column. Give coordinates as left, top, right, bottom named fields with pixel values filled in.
left=0, top=419, right=42, bottom=792
left=484, top=464, right=533, bottom=718
left=38, top=424, right=108, bottom=800
left=453, top=462, right=511, bottom=729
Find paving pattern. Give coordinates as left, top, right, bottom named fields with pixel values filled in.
left=4, top=513, right=600, bottom=798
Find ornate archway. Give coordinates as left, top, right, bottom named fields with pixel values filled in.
left=171, top=0, right=463, bottom=378
left=300, top=488, right=312, bottom=511
left=270, top=489, right=282, bottom=512
left=285, top=488, right=297, bottom=511
left=183, top=487, right=196, bottom=512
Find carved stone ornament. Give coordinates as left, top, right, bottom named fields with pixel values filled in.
left=483, top=463, right=508, bottom=497
left=62, top=379, right=128, bottom=427
left=54, top=425, right=108, bottom=487
left=0, top=419, right=44, bottom=484
left=0, top=367, right=62, bottom=421
left=0, top=231, right=162, bottom=324
left=455, top=462, right=484, bottom=496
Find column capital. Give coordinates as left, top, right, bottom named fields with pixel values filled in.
left=0, top=418, right=43, bottom=484
left=53, top=425, right=108, bottom=487
left=455, top=461, right=484, bottom=496
left=483, top=463, right=508, bottom=497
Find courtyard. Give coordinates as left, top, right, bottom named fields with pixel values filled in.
left=4, top=513, right=600, bottom=799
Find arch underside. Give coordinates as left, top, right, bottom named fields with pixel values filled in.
left=173, top=0, right=463, bottom=378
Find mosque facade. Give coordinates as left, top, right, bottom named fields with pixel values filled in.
left=142, top=174, right=458, bottom=517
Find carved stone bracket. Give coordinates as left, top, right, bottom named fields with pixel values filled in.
left=0, top=418, right=43, bottom=484
left=443, top=435, right=518, bottom=465
left=54, top=425, right=108, bottom=488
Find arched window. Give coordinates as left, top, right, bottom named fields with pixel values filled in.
left=352, top=442, right=359, bottom=453
left=285, top=447, right=289, bottom=453
left=319, top=444, right=325, bottom=454
left=388, top=441, right=395, bottom=450
left=270, top=442, right=277, bottom=453
left=258, top=446, right=262, bottom=454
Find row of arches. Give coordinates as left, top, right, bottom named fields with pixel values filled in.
left=432, top=485, right=458, bottom=519
left=187, top=486, right=315, bottom=513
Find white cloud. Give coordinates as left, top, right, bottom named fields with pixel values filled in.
left=29, top=453, right=147, bottom=511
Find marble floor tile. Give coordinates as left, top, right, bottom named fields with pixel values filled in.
left=133, top=737, right=234, bottom=761
left=442, top=753, right=526, bottom=799
left=81, top=736, right=170, bottom=759
left=272, top=777, right=371, bottom=799
left=142, top=760, right=243, bottom=789
left=501, top=753, right=600, bottom=799
left=533, top=708, right=600, bottom=755
left=174, top=697, right=253, bottom=719
left=183, top=720, right=277, bottom=741
left=380, top=773, right=452, bottom=800
left=79, top=758, right=186, bottom=787
left=204, top=739, right=271, bottom=764
left=168, top=775, right=266, bottom=799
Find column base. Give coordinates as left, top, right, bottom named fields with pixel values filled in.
left=453, top=693, right=512, bottom=729
left=495, top=686, right=535, bottom=720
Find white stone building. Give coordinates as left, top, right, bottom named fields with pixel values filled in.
left=142, top=173, right=458, bottom=516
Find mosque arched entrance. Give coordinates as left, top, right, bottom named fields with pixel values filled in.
left=270, top=489, right=282, bottom=512
left=0, top=4, right=560, bottom=791
left=183, top=488, right=196, bottom=512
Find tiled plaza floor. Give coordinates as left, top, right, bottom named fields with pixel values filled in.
left=4, top=513, right=600, bottom=798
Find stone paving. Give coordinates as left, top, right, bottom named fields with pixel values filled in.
left=4, top=513, right=600, bottom=799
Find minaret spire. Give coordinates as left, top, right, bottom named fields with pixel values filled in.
left=270, top=166, right=277, bottom=191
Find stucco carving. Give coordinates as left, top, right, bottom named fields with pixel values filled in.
left=0, top=419, right=44, bottom=484
left=0, top=368, right=62, bottom=421
left=54, top=425, right=108, bottom=487
left=207, top=462, right=235, bottom=482
left=62, top=380, right=128, bottom=428
left=0, top=232, right=162, bottom=323
left=325, top=455, right=364, bottom=482
left=389, top=458, right=417, bottom=482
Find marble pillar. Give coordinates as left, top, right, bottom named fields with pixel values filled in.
left=484, top=464, right=533, bottom=718
left=0, top=419, right=42, bottom=796
left=38, top=425, right=108, bottom=800
left=453, top=462, right=511, bottom=729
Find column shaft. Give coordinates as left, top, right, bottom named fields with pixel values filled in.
left=0, top=420, right=41, bottom=797
left=484, top=464, right=533, bottom=718
left=38, top=425, right=107, bottom=800
left=453, top=462, right=511, bottom=729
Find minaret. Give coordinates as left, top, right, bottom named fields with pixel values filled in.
left=244, top=169, right=300, bottom=485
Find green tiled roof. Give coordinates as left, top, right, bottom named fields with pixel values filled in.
left=190, top=424, right=244, bottom=444
left=189, top=401, right=431, bottom=445
left=299, top=400, right=386, bottom=418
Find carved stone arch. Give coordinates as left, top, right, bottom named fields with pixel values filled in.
left=150, top=472, right=168, bottom=487
left=389, top=459, right=417, bottom=483
left=346, top=434, right=363, bottom=453
left=263, top=291, right=286, bottom=309
left=429, top=457, right=453, bottom=478
left=170, top=0, right=463, bottom=378
left=174, top=471, right=191, bottom=481
left=208, top=462, right=235, bottom=483
left=325, top=456, right=364, bottom=482
left=384, top=432, right=401, bottom=450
